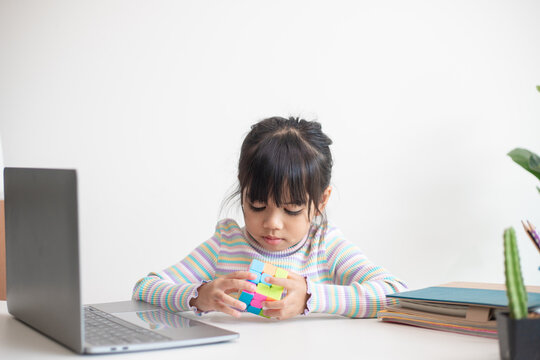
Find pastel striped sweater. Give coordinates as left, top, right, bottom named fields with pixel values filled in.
left=132, top=218, right=407, bottom=318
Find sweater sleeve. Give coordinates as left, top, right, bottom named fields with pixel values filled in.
left=306, top=229, right=407, bottom=318
left=132, top=225, right=222, bottom=313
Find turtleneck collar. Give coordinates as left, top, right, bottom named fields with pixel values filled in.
left=242, top=226, right=313, bottom=258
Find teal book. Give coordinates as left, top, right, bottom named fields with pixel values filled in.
left=387, top=282, right=540, bottom=309
left=378, top=282, right=540, bottom=338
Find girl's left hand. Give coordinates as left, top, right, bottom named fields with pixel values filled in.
left=262, top=272, right=309, bottom=320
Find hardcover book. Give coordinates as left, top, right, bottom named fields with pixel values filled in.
left=377, top=282, right=540, bottom=338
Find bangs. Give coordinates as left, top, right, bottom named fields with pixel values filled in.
left=242, top=131, right=321, bottom=209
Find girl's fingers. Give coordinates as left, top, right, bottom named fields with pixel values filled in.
left=262, top=309, right=284, bottom=319
left=216, top=302, right=242, bottom=318
left=220, top=279, right=257, bottom=293
left=266, top=276, right=292, bottom=289
left=262, top=300, right=284, bottom=309
left=224, top=271, right=257, bottom=281
left=216, top=291, right=248, bottom=311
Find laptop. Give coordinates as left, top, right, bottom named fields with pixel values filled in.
left=3, top=167, right=239, bottom=354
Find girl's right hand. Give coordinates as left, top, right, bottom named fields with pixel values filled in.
left=189, top=271, right=257, bottom=317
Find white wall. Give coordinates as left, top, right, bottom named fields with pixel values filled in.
left=1, top=0, right=539, bottom=304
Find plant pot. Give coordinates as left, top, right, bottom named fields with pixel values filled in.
left=496, top=311, right=540, bottom=360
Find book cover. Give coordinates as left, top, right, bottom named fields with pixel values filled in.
left=378, top=282, right=540, bottom=338
left=386, top=282, right=540, bottom=309
left=378, top=308, right=498, bottom=338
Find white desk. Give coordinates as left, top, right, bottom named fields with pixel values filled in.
left=0, top=301, right=500, bottom=359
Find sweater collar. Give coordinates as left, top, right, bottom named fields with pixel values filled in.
left=243, top=226, right=312, bottom=258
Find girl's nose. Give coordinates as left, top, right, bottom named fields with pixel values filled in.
left=263, top=210, right=283, bottom=230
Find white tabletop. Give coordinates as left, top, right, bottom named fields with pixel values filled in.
left=0, top=301, right=500, bottom=360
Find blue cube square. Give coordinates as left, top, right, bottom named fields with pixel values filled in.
left=259, top=272, right=271, bottom=286
left=238, top=291, right=254, bottom=307
left=250, top=259, right=265, bottom=273
left=247, top=305, right=261, bottom=315
left=247, top=270, right=261, bottom=284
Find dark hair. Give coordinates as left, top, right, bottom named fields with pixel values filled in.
left=231, top=116, right=333, bottom=220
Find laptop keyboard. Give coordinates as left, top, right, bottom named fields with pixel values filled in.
left=84, top=306, right=171, bottom=346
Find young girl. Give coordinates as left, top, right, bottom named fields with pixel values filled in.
left=133, top=117, right=406, bottom=320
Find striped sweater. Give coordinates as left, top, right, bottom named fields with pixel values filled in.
left=132, top=218, right=407, bottom=318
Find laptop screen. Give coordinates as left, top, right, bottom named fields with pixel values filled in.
left=4, top=168, right=83, bottom=353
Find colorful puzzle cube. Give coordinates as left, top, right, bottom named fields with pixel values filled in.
left=238, top=259, right=289, bottom=318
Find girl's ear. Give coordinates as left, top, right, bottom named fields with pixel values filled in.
left=318, top=186, right=332, bottom=213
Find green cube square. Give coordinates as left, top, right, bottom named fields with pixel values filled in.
left=267, top=285, right=284, bottom=301
left=259, top=308, right=270, bottom=318
left=256, top=283, right=271, bottom=297
left=275, top=268, right=288, bottom=279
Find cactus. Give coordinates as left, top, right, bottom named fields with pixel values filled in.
left=503, top=227, right=528, bottom=319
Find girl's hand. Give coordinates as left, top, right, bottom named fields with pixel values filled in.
left=262, top=272, right=309, bottom=320
left=190, top=271, right=257, bottom=318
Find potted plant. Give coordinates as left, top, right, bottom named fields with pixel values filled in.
left=497, top=143, right=540, bottom=360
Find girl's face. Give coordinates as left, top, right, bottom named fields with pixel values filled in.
left=242, top=187, right=331, bottom=252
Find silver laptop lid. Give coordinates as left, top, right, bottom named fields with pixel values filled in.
left=4, top=168, right=83, bottom=353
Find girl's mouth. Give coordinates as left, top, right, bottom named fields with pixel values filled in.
left=262, top=236, right=283, bottom=245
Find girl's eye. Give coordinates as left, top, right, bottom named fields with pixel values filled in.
left=249, top=204, right=266, bottom=212
left=285, top=208, right=303, bottom=216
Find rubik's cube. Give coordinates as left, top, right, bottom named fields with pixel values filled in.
left=238, top=259, right=288, bottom=317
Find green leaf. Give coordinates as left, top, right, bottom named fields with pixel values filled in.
left=508, top=148, right=540, bottom=181
left=537, top=85, right=540, bottom=93
left=508, top=148, right=533, bottom=168
left=530, top=153, right=540, bottom=173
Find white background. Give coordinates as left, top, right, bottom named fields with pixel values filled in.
left=1, top=0, right=539, bottom=305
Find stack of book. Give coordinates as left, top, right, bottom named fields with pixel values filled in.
left=377, top=282, right=540, bottom=338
